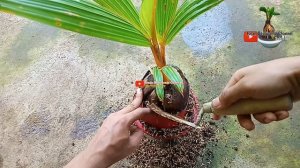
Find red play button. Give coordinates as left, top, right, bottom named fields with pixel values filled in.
left=135, top=80, right=145, bottom=88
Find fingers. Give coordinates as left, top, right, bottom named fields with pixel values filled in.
left=237, top=115, right=255, bottom=131
left=253, top=112, right=277, bottom=124
left=212, top=114, right=221, bottom=120
left=129, top=125, right=138, bottom=133
left=211, top=98, right=222, bottom=120
left=274, top=111, right=289, bottom=121
left=224, top=70, right=245, bottom=90
left=219, top=80, right=253, bottom=108
left=125, top=108, right=151, bottom=126
left=217, top=70, right=247, bottom=109
left=129, top=128, right=144, bottom=149
left=119, top=88, right=143, bottom=114
left=210, top=70, right=245, bottom=120
left=253, top=111, right=289, bottom=123
left=237, top=111, right=289, bottom=131
left=212, top=97, right=222, bottom=110
left=212, top=80, right=252, bottom=120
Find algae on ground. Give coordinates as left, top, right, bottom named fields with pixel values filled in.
left=0, top=21, right=58, bottom=86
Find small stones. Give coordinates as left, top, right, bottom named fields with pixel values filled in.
left=208, top=121, right=216, bottom=126
left=232, top=146, right=238, bottom=151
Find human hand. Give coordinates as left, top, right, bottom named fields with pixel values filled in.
left=212, top=57, right=300, bottom=131
left=65, top=88, right=150, bottom=168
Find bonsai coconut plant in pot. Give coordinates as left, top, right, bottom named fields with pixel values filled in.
left=0, top=0, right=223, bottom=139
left=258, top=6, right=282, bottom=48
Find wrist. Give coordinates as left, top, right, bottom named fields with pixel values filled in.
left=286, top=56, right=300, bottom=101
left=81, top=148, right=112, bottom=168
left=292, top=65, right=300, bottom=101
left=65, top=149, right=111, bottom=168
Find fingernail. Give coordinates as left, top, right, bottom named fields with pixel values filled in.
left=137, top=88, right=142, bottom=94
left=249, top=124, right=255, bottom=131
left=212, top=98, right=222, bottom=109
left=246, top=124, right=255, bottom=131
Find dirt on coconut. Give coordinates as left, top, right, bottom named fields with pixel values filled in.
left=128, top=124, right=216, bottom=168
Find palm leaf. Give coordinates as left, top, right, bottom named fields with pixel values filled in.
left=166, top=0, right=223, bottom=44
left=156, top=0, right=178, bottom=42
left=0, top=0, right=150, bottom=46
left=268, top=7, right=275, bottom=19
left=140, top=0, right=155, bottom=38
left=93, top=0, right=148, bottom=37
left=270, top=7, right=275, bottom=14
left=152, top=67, right=164, bottom=101
left=162, top=66, right=184, bottom=94
left=259, top=6, right=267, bottom=13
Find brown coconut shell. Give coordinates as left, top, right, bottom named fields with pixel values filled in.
left=142, top=65, right=190, bottom=114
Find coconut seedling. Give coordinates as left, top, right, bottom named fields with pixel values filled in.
left=0, top=0, right=223, bottom=139
left=259, top=6, right=280, bottom=40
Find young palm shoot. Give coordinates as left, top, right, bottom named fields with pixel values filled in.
left=259, top=6, right=280, bottom=39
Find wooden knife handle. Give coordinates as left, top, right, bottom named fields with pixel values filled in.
left=203, top=95, right=293, bottom=115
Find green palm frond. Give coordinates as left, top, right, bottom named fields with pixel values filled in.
left=0, top=0, right=150, bottom=46
left=139, top=0, right=155, bottom=38
left=162, top=66, right=184, bottom=94
left=156, top=0, right=178, bottom=42
left=152, top=67, right=164, bottom=101
left=259, top=6, right=280, bottom=20
left=259, top=7, right=267, bottom=13
left=0, top=0, right=224, bottom=101
left=0, top=0, right=224, bottom=47
left=93, top=0, right=148, bottom=37
left=166, top=0, right=223, bottom=44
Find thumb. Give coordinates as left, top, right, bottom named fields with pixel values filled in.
left=212, top=98, right=221, bottom=120
left=126, top=108, right=151, bottom=126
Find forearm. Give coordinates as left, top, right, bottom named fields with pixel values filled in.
left=64, top=150, right=110, bottom=168
left=64, top=151, right=89, bottom=168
